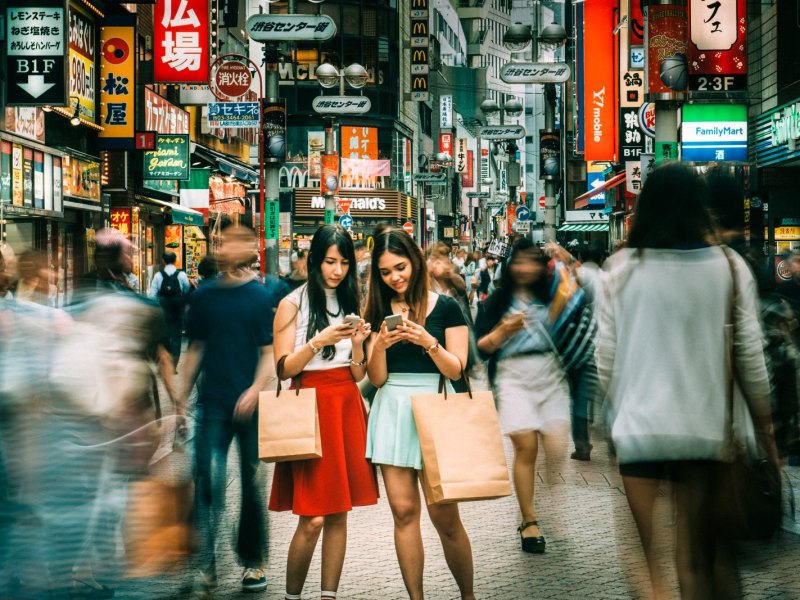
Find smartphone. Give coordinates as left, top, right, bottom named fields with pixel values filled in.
left=384, top=313, right=404, bottom=331
left=343, top=314, right=361, bottom=328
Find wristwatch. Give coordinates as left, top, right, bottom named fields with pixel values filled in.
left=350, top=357, right=367, bottom=366
left=424, top=341, right=441, bottom=356
left=308, top=339, right=322, bottom=354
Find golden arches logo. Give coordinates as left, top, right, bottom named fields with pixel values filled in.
left=412, top=22, right=427, bottom=35
left=412, top=76, right=427, bottom=90
left=412, top=49, right=427, bottom=62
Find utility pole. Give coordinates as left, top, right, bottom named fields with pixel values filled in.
left=264, top=64, right=280, bottom=277
left=324, top=119, right=336, bottom=224
left=543, top=83, right=557, bottom=241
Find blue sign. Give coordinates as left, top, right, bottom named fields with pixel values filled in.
left=207, top=102, right=260, bottom=128
left=515, top=205, right=532, bottom=221
left=587, top=171, right=606, bottom=207
left=339, top=214, right=353, bottom=229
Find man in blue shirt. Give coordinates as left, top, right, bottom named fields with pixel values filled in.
left=181, top=222, right=288, bottom=596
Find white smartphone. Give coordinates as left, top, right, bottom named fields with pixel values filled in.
left=384, top=313, right=404, bottom=331
left=343, top=314, right=361, bottom=328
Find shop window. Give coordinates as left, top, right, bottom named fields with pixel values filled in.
left=362, top=6, right=377, bottom=37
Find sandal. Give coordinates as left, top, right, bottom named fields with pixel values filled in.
left=518, top=520, right=546, bottom=554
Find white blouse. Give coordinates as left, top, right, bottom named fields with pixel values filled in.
left=287, top=284, right=352, bottom=371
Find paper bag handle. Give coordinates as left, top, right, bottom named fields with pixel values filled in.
left=275, top=355, right=302, bottom=397
left=437, top=369, right=473, bottom=399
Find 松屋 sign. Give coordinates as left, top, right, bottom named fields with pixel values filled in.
left=154, top=0, right=209, bottom=83
left=681, top=104, right=747, bottom=162
left=207, top=102, right=259, bottom=128
left=99, top=16, right=136, bottom=148
left=5, top=0, right=68, bottom=106
left=688, top=0, right=746, bottom=92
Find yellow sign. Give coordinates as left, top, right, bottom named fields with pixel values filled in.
left=772, top=226, right=800, bottom=240
left=11, top=144, right=23, bottom=207
left=99, top=22, right=135, bottom=141
left=69, top=2, right=97, bottom=121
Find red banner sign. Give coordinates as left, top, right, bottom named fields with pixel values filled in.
left=647, top=4, right=689, bottom=99
left=583, top=0, right=617, bottom=161
left=688, top=0, right=746, bottom=92
left=462, top=149, right=474, bottom=188
left=110, top=208, right=132, bottom=237
left=439, top=133, right=453, bottom=156
left=154, top=0, right=209, bottom=83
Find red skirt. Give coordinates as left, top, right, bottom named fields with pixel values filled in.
left=268, top=367, right=379, bottom=516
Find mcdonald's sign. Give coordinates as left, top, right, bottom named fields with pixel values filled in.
left=409, top=0, right=429, bottom=101
left=411, top=0, right=429, bottom=19
left=411, top=19, right=429, bottom=47
left=412, top=48, right=429, bottom=75
left=411, top=74, right=429, bottom=101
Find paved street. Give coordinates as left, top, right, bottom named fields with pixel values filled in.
left=112, top=406, right=800, bottom=600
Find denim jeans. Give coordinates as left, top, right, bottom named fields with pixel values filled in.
left=194, top=413, right=267, bottom=571
left=568, top=360, right=599, bottom=454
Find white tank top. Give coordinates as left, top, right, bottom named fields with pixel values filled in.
left=287, top=284, right=352, bottom=371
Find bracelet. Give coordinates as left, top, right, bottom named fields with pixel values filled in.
left=350, top=357, right=367, bottom=366
left=424, top=341, right=441, bottom=355
left=308, top=339, right=321, bottom=354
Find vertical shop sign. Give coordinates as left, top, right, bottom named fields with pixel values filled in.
left=574, top=0, right=585, bottom=154
left=619, top=0, right=644, bottom=108
left=53, top=156, right=62, bottom=212
left=34, top=151, right=45, bottom=209
left=12, top=145, right=24, bottom=207
left=23, top=148, right=34, bottom=208
left=320, top=154, right=339, bottom=196
left=265, top=199, right=279, bottom=240
left=0, top=143, right=11, bottom=204
left=261, top=99, right=286, bottom=163
left=110, top=207, right=132, bottom=236
left=619, top=107, right=647, bottom=159
left=646, top=4, right=689, bottom=100
left=154, top=0, right=209, bottom=83
left=144, top=88, right=190, bottom=134
left=439, top=133, right=453, bottom=156
left=341, top=126, right=377, bottom=160
left=625, top=160, right=642, bottom=194
left=99, top=16, right=136, bottom=147
left=462, top=150, right=474, bottom=188
left=539, top=130, right=561, bottom=180
left=69, top=1, right=96, bottom=121
left=583, top=0, right=617, bottom=161
left=440, top=95, right=453, bottom=128
left=409, top=0, right=429, bottom=101
left=455, top=138, right=468, bottom=173
left=688, top=0, right=746, bottom=92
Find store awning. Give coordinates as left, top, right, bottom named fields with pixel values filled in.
left=191, top=143, right=259, bottom=184
left=574, top=173, right=626, bottom=209
left=135, top=195, right=205, bottom=226
left=558, top=223, right=610, bottom=232
left=185, top=225, right=206, bottom=240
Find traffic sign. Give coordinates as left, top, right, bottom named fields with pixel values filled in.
left=312, top=96, right=371, bottom=115
left=339, top=214, right=353, bottom=229
left=513, top=221, right=532, bottom=233
left=5, top=0, right=68, bottom=106
left=246, top=14, right=336, bottom=42
left=500, top=62, right=572, bottom=84
left=479, top=125, right=526, bottom=140
left=515, top=205, right=532, bottom=221
left=337, top=198, right=352, bottom=214
left=402, top=221, right=414, bottom=236
left=538, top=195, right=546, bottom=209
left=211, top=58, right=252, bottom=101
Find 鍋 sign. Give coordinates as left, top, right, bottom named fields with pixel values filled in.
left=143, top=134, right=190, bottom=180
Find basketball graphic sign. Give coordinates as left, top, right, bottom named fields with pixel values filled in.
left=646, top=4, right=689, bottom=100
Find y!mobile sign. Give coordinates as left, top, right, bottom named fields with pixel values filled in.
left=583, top=0, right=617, bottom=162
left=154, top=0, right=209, bottom=83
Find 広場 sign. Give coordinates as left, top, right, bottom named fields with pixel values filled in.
left=681, top=104, right=747, bottom=162
left=208, top=102, right=259, bottom=128
left=143, top=134, right=190, bottom=180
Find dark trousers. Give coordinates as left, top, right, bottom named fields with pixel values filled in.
left=165, top=311, right=183, bottom=367
left=568, top=360, right=599, bottom=454
left=194, top=415, right=267, bottom=571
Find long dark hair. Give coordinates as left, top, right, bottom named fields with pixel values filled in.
left=627, top=163, right=715, bottom=249
left=364, top=229, right=429, bottom=329
left=305, top=224, right=360, bottom=359
left=482, top=238, right=550, bottom=320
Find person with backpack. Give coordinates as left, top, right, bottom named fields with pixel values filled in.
left=149, top=252, right=192, bottom=368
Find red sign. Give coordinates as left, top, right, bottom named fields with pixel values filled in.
left=439, top=133, right=453, bottom=156
left=337, top=197, right=352, bottom=214
left=688, top=0, right=746, bottom=91
left=341, top=126, right=377, bottom=160
left=629, top=0, right=644, bottom=47
left=135, top=131, right=156, bottom=150
left=647, top=4, right=689, bottom=99
left=110, top=208, right=132, bottom=237
left=212, top=59, right=252, bottom=100
left=154, top=0, right=210, bottom=83
left=583, top=0, right=617, bottom=161
left=461, top=149, right=474, bottom=188
left=144, top=88, right=190, bottom=134
left=507, top=204, right=519, bottom=235
left=402, top=222, right=414, bottom=236
left=320, top=154, right=339, bottom=196
left=538, top=195, right=546, bottom=209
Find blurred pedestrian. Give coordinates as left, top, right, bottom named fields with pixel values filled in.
left=596, top=164, right=777, bottom=599
left=477, top=254, right=499, bottom=302
left=355, top=240, right=370, bottom=306
left=181, top=221, right=285, bottom=597
left=14, top=249, right=51, bottom=305
left=283, top=249, right=308, bottom=291
left=364, top=230, right=476, bottom=600
left=269, top=224, right=378, bottom=600
left=148, top=252, right=191, bottom=368
left=475, top=239, right=570, bottom=554
left=196, top=255, right=218, bottom=286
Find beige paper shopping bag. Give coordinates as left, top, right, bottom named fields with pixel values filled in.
left=412, top=376, right=511, bottom=505
left=258, top=361, right=322, bottom=463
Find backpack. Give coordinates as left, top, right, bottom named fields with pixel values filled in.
left=158, top=270, right=183, bottom=299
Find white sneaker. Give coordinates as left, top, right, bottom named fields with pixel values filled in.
left=241, top=567, right=267, bottom=593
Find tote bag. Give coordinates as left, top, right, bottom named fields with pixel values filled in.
left=412, top=375, right=511, bottom=505
left=258, top=356, right=322, bottom=463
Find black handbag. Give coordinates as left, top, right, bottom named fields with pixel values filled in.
left=713, top=247, right=782, bottom=541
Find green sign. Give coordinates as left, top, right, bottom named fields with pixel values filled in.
left=655, top=141, right=679, bottom=165
left=265, top=199, right=279, bottom=240
left=143, top=134, right=190, bottom=180
left=324, top=208, right=334, bottom=224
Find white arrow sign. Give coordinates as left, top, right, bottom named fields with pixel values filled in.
left=246, top=15, right=337, bottom=42
left=479, top=125, right=526, bottom=140
left=312, top=95, right=371, bottom=115
left=17, top=75, right=56, bottom=99
left=500, top=62, right=572, bottom=84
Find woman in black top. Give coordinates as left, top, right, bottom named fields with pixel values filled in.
left=364, top=230, right=475, bottom=600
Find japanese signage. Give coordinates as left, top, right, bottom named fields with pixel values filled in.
left=500, top=63, right=571, bottom=84
left=69, top=2, right=96, bottom=121
left=439, top=133, right=453, bottom=156
left=681, top=103, right=747, bottom=162
left=565, top=210, right=609, bottom=222
left=312, top=96, right=371, bottom=115
left=110, top=208, right=132, bottom=236
left=207, top=102, right=259, bottom=128
left=99, top=16, right=135, bottom=148
left=12, top=145, right=23, bottom=206
left=265, top=199, right=280, bottom=240
left=619, top=0, right=644, bottom=108
left=646, top=4, right=689, bottom=100
left=211, top=57, right=252, bottom=100
left=455, top=138, right=468, bottom=173
left=584, top=0, right=617, bottom=161
left=145, top=88, right=190, bottom=134
left=154, top=0, right=209, bottom=83
left=0, top=143, right=10, bottom=203
left=63, top=154, right=101, bottom=201
left=586, top=163, right=606, bottom=207
left=320, top=154, right=339, bottom=195
left=440, top=95, right=453, bottom=128
left=462, top=150, right=474, bottom=188
left=619, top=108, right=647, bottom=160
left=625, top=160, right=642, bottom=194
left=409, top=0, right=429, bottom=101
left=245, top=15, right=336, bottom=42
left=23, top=148, right=33, bottom=207
left=5, top=0, right=68, bottom=106
left=3, top=107, right=45, bottom=143
left=478, top=126, right=526, bottom=140
left=143, top=134, right=190, bottom=180
left=539, top=129, right=560, bottom=181
left=341, top=126, right=377, bottom=160
left=574, top=0, right=585, bottom=154
left=262, top=100, right=286, bottom=163
left=688, top=0, right=746, bottom=92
